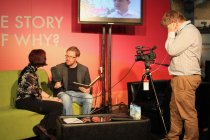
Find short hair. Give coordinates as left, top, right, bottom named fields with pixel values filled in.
left=29, top=49, right=47, bottom=67
left=66, top=46, right=80, bottom=57
left=161, top=10, right=186, bottom=27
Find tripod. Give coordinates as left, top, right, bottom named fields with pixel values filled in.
left=140, top=62, right=168, bottom=135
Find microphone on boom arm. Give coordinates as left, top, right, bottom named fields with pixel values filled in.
left=155, top=63, right=169, bottom=67
left=135, top=45, right=157, bottom=51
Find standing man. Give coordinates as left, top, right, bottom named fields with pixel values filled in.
left=51, top=46, right=93, bottom=115
left=161, top=10, right=202, bottom=140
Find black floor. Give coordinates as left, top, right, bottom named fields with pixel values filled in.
left=150, top=131, right=209, bottom=140
left=25, top=132, right=164, bottom=140
left=25, top=131, right=208, bottom=140
left=25, top=134, right=163, bottom=140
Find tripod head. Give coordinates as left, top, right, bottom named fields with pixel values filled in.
left=144, top=60, right=155, bottom=70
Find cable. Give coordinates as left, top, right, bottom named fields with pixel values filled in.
left=91, top=62, right=136, bottom=113
left=111, top=61, right=136, bottom=89
left=150, top=54, right=169, bottom=74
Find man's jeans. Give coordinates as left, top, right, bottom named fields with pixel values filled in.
left=57, top=91, right=93, bottom=115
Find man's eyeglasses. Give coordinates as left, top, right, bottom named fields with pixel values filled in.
left=65, top=55, right=76, bottom=59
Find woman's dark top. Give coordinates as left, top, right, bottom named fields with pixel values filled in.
left=16, top=64, right=42, bottom=101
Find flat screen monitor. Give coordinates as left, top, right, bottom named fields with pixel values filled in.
left=78, top=0, right=143, bottom=25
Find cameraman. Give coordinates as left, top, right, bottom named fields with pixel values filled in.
left=161, top=10, right=202, bottom=140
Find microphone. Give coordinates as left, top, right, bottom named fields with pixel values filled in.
left=99, top=67, right=103, bottom=79
left=107, top=8, right=115, bottom=14
left=99, top=67, right=103, bottom=75
left=155, top=62, right=169, bottom=67
left=161, top=64, right=169, bottom=67
left=152, top=46, right=157, bottom=50
left=136, top=46, right=143, bottom=49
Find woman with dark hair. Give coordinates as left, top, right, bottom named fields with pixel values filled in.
left=15, top=49, right=63, bottom=140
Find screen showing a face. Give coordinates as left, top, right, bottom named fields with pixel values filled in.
left=78, top=0, right=142, bottom=25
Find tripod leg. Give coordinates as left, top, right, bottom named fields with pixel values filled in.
left=137, top=73, right=147, bottom=92
left=148, top=74, right=168, bottom=135
left=130, top=72, right=147, bottom=106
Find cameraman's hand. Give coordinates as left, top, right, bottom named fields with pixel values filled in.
left=167, top=23, right=178, bottom=33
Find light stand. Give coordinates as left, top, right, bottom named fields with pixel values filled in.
left=100, top=25, right=112, bottom=113
left=107, top=25, right=112, bottom=110
left=101, top=25, right=106, bottom=112
left=140, top=62, right=168, bottom=135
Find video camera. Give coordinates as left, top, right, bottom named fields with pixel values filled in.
left=135, top=46, right=156, bottom=62
left=135, top=46, right=157, bottom=68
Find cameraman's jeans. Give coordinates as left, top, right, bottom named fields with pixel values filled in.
left=57, top=91, right=93, bottom=115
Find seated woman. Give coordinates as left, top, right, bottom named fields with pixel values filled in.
left=15, top=49, right=63, bottom=139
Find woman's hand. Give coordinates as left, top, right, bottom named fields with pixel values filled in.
left=41, top=91, right=62, bottom=102
left=50, top=97, right=62, bottom=102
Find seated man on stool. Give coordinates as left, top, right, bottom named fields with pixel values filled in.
left=51, top=46, right=93, bottom=115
